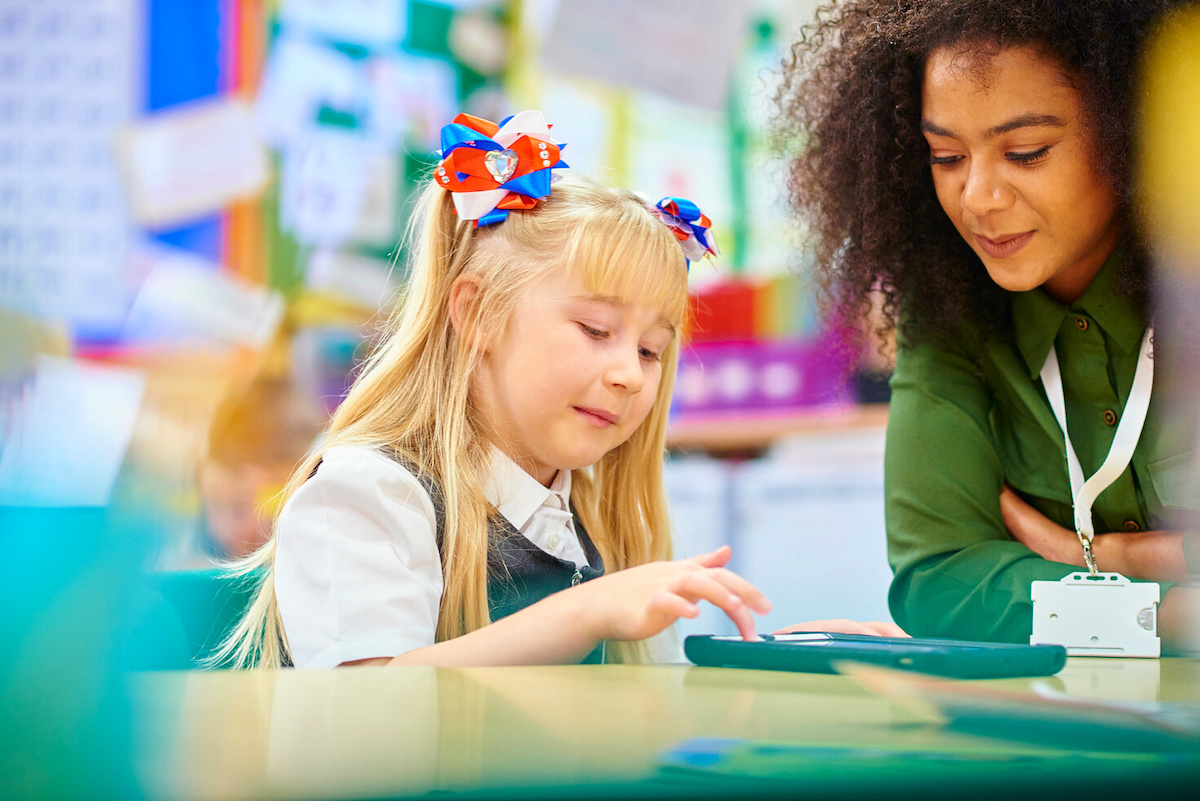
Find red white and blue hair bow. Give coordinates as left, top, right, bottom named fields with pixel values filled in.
left=651, top=197, right=719, bottom=264
left=435, top=110, right=568, bottom=227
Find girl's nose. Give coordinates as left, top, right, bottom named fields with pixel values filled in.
left=961, top=159, right=1014, bottom=217
left=605, top=345, right=645, bottom=393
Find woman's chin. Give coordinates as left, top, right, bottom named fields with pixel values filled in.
left=980, top=261, right=1046, bottom=295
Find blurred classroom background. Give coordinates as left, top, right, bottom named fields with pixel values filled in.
left=0, top=0, right=897, bottom=645
left=2, top=4, right=1199, bottom=797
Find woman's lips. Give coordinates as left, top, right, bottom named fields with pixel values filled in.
left=975, top=230, right=1034, bottom=259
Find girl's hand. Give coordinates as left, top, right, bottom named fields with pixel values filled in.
left=1000, top=485, right=1191, bottom=581
left=773, top=620, right=908, bottom=637
left=575, top=545, right=770, bottom=643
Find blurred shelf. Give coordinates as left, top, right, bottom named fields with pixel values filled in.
left=666, top=403, right=889, bottom=455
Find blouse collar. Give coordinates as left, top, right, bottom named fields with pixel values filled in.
left=1011, top=245, right=1146, bottom=378
left=481, top=447, right=573, bottom=531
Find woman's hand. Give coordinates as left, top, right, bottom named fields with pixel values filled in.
left=575, top=545, right=771, bottom=643
left=773, top=620, right=908, bottom=637
left=1000, top=485, right=1190, bottom=582
left=999, top=485, right=1086, bottom=566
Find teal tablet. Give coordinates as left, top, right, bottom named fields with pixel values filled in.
left=684, top=632, right=1067, bottom=679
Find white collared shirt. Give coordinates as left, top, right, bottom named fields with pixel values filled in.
left=274, top=444, right=682, bottom=668
left=481, top=448, right=590, bottom=569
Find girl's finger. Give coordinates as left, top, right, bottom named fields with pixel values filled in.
left=645, top=589, right=699, bottom=622
left=702, top=567, right=772, bottom=615
left=671, top=573, right=760, bottom=640
left=725, top=599, right=759, bottom=642
left=689, top=545, right=732, bottom=569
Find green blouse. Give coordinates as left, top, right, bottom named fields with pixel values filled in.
left=885, top=250, right=1199, bottom=642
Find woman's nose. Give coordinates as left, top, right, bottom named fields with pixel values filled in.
left=961, top=159, right=1014, bottom=217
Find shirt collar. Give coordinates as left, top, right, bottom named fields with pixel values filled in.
left=481, top=447, right=572, bottom=531
left=1011, top=245, right=1145, bottom=378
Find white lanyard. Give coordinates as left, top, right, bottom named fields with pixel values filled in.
left=1038, top=326, right=1154, bottom=572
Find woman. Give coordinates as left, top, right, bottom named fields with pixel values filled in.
left=779, top=0, right=1198, bottom=649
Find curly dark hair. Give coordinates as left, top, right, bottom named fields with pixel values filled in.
left=778, top=0, right=1186, bottom=345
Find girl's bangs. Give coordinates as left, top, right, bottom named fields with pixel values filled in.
left=562, top=209, right=689, bottom=327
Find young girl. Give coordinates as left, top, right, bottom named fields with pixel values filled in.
left=217, top=111, right=771, bottom=668
left=779, top=0, right=1198, bottom=649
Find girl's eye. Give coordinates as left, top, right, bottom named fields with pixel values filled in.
left=639, top=346, right=661, bottom=362
left=929, top=154, right=962, bottom=167
left=579, top=323, right=607, bottom=339
left=1007, top=145, right=1050, bottom=165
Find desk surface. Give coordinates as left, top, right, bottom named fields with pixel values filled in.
left=132, top=658, right=1200, bottom=800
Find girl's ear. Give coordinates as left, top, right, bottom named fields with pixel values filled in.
left=448, top=273, right=485, bottom=352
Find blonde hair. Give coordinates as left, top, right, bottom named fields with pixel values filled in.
left=213, top=175, right=690, bottom=668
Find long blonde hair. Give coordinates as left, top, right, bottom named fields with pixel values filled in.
left=213, top=175, right=690, bottom=668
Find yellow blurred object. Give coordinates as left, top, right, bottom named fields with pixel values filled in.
left=1139, top=4, right=1200, bottom=266
left=291, top=288, right=380, bottom=329
left=1140, top=2, right=1200, bottom=655
left=0, top=310, right=69, bottom=382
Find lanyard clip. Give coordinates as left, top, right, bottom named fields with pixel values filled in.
left=1076, top=530, right=1099, bottom=576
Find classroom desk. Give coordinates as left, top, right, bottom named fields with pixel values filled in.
left=131, top=658, right=1200, bottom=800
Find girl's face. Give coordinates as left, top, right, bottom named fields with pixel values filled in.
left=472, top=268, right=676, bottom=487
left=921, top=45, right=1122, bottom=304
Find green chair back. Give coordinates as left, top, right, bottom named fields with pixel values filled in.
left=153, top=568, right=262, bottom=668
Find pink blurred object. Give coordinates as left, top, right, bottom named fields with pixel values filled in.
left=671, top=334, right=855, bottom=420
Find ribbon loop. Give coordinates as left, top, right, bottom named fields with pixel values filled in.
left=650, top=196, right=720, bottom=264
left=435, top=111, right=568, bottom=227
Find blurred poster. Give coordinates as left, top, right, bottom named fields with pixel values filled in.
left=629, top=93, right=732, bottom=269
left=115, top=98, right=271, bottom=229
left=123, top=244, right=284, bottom=349
left=366, top=53, right=457, bottom=152
left=0, top=355, right=145, bottom=507
left=542, top=0, right=753, bottom=110
left=305, top=248, right=397, bottom=311
left=278, top=0, right=408, bottom=49
left=0, top=0, right=140, bottom=335
left=256, top=33, right=368, bottom=149
left=279, top=131, right=378, bottom=248
left=538, top=77, right=619, bottom=180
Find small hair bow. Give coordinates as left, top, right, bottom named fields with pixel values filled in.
left=434, top=111, right=568, bottom=227
left=651, top=197, right=719, bottom=265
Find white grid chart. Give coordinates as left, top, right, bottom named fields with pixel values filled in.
left=0, top=0, right=140, bottom=333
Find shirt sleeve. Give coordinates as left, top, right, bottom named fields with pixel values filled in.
left=274, top=447, right=444, bottom=668
left=885, top=334, right=1075, bottom=643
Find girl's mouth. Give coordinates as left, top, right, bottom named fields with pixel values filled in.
left=574, top=406, right=617, bottom=427
left=975, top=230, right=1034, bottom=259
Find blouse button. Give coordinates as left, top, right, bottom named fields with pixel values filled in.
left=547, top=532, right=562, bottom=549
left=1075, top=317, right=1089, bottom=331
left=1123, top=519, right=1141, bottom=532
left=1102, top=409, right=1117, bottom=426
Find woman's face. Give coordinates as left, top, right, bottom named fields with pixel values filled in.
left=921, top=45, right=1122, bottom=303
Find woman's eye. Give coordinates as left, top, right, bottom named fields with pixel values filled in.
left=1007, top=145, right=1050, bottom=164
left=928, top=154, right=962, bottom=167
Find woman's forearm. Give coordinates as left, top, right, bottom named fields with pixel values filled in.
left=1094, top=530, right=1191, bottom=582
left=1158, top=586, right=1200, bottom=655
